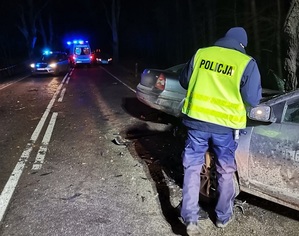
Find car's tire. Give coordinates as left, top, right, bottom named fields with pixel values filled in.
left=199, top=152, right=240, bottom=202
left=199, top=153, right=218, bottom=202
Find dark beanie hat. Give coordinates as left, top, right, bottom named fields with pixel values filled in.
left=225, top=27, right=248, bottom=47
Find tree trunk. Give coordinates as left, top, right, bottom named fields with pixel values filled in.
left=38, top=17, right=48, bottom=48
left=188, top=0, right=197, bottom=51
left=284, top=0, right=299, bottom=91
left=103, top=0, right=120, bottom=64
left=111, top=0, right=119, bottom=63
left=250, top=0, right=261, bottom=61
left=276, top=0, right=283, bottom=80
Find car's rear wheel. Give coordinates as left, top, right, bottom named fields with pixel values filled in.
left=199, top=152, right=240, bottom=201
left=200, top=152, right=217, bottom=201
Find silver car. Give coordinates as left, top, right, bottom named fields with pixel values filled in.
left=30, top=51, right=70, bottom=76
left=136, top=64, right=299, bottom=212
left=237, top=91, right=299, bottom=211
left=136, top=64, right=186, bottom=117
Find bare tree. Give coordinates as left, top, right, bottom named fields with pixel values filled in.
left=187, top=0, right=197, bottom=51
left=38, top=13, right=53, bottom=49
left=284, top=0, right=299, bottom=91
left=250, top=0, right=261, bottom=61
left=15, top=0, right=50, bottom=58
left=276, top=0, right=283, bottom=79
left=103, top=0, right=121, bottom=63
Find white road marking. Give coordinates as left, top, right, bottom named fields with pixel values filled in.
left=31, top=83, right=62, bottom=141
left=66, top=76, right=71, bottom=84
left=0, top=145, right=32, bottom=221
left=61, top=73, right=68, bottom=84
left=0, top=75, right=30, bottom=90
left=58, top=88, right=66, bottom=102
left=32, top=112, right=58, bottom=170
left=101, top=67, right=136, bottom=93
left=0, top=67, right=136, bottom=222
left=0, top=73, right=69, bottom=222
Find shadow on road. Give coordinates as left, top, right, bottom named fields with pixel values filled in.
left=121, top=97, right=299, bottom=234
left=122, top=97, right=189, bottom=235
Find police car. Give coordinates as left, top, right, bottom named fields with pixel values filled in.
left=30, top=51, right=70, bottom=76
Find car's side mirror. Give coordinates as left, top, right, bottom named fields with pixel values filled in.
left=247, top=105, right=273, bottom=122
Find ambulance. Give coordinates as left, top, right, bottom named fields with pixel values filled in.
left=66, top=40, right=92, bottom=67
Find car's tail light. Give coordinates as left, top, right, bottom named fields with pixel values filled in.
left=72, top=55, right=76, bottom=60
left=155, top=73, right=166, bottom=90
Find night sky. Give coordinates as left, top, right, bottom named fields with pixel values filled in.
left=0, top=0, right=292, bottom=72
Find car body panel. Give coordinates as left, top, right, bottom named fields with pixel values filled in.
left=136, top=64, right=186, bottom=117
left=236, top=90, right=299, bottom=211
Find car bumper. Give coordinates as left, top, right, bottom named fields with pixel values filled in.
left=31, top=68, right=55, bottom=74
left=136, top=84, right=184, bottom=117
left=74, top=59, right=92, bottom=64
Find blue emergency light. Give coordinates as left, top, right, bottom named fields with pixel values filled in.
left=66, top=40, right=89, bottom=45
left=42, top=50, right=52, bottom=55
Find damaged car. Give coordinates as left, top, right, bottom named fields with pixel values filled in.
left=233, top=90, right=299, bottom=211
left=136, top=64, right=299, bottom=212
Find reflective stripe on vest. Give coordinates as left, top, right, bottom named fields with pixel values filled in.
left=182, top=46, right=251, bottom=129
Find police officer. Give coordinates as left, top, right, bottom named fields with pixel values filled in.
left=179, top=27, right=262, bottom=235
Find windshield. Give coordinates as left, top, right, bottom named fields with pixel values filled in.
left=41, top=54, right=59, bottom=62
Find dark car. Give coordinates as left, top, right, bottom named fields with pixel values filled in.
left=30, top=51, right=70, bottom=75
left=136, top=64, right=299, bottom=212
left=93, top=51, right=113, bottom=65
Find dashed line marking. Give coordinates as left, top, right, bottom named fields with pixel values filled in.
left=32, top=112, right=58, bottom=170
left=58, top=88, right=66, bottom=102
left=0, top=72, right=69, bottom=222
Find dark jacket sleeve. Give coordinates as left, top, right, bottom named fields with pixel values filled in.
left=240, top=59, right=262, bottom=107
left=179, top=56, right=195, bottom=89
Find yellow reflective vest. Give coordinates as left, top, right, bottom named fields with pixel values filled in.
left=182, top=46, right=252, bottom=129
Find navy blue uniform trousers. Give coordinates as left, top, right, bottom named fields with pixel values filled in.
left=181, top=129, right=237, bottom=224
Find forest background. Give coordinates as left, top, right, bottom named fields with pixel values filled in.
left=0, top=0, right=298, bottom=92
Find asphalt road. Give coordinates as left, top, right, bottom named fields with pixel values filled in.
left=0, top=64, right=298, bottom=236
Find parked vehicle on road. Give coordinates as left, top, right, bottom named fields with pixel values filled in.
left=92, top=50, right=113, bottom=65
left=235, top=92, right=299, bottom=212
left=136, top=64, right=299, bottom=212
left=66, top=40, right=92, bottom=67
left=136, top=64, right=186, bottom=117
left=30, top=51, right=70, bottom=76
left=136, top=64, right=280, bottom=118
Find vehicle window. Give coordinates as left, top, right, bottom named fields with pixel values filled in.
left=82, top=47, right=90, bottom=55
left=74, top=47, right=90, bottom=55
left=42, top=54, right=58, bottom=62
left=75, top=47, right=82, bottom=55
left=283, top=101, right=299, bottom=123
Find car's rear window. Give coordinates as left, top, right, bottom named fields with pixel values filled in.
left=75, top=47, right=90, bottom=55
